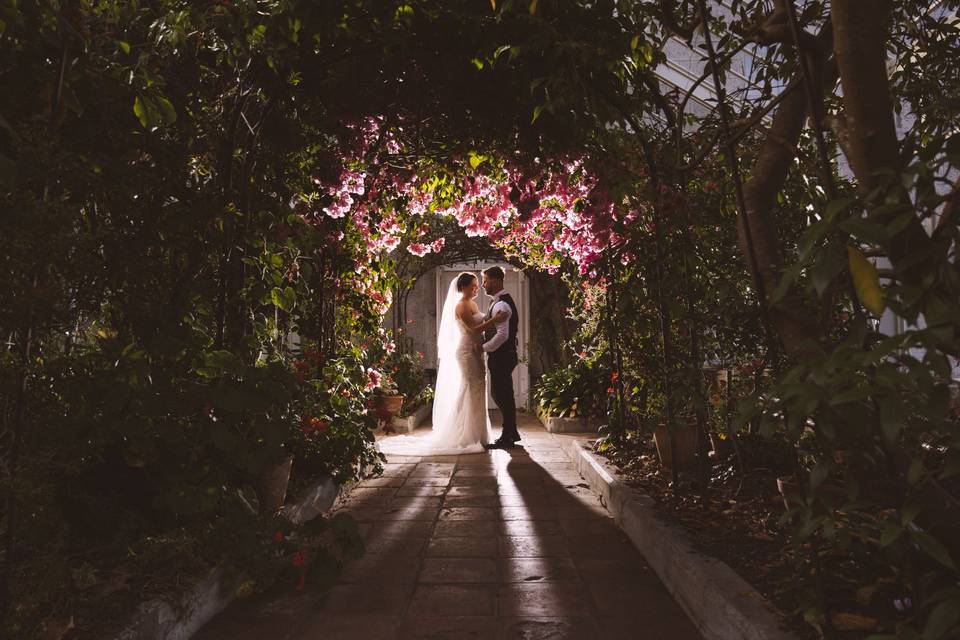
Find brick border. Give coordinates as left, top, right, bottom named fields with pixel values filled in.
left=559, top=436, right=799, bottom=640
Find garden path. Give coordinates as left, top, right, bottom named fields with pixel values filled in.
left=196, top=414, right=701, bottom=639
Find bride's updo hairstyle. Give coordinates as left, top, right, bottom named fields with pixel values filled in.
left=455, top=272, right=477, bottom=291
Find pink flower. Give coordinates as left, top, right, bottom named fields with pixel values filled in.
left=366, top=369, right=382, bottom=391
left=407, top=243, right=430, bottom=257
left=431, top=238, right=445, bottom=253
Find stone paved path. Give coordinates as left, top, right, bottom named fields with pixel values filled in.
left=196, top=415, right=702, bottom=639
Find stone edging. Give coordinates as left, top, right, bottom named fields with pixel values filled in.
left=559, top=437, right=799, bottom=640
left=537, top=412, right=597, bottom=433
left=391, top=402, right=432, bottom=433
left=112, top=474, right=341, bottom=640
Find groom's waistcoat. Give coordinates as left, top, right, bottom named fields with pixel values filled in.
left=486, top=293, right=519, bottom=365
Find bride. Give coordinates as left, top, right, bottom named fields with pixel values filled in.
left=378, top=272, right=507, bottom=455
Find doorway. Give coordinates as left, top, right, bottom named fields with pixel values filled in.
left=436, top=262, right=530, bottom=410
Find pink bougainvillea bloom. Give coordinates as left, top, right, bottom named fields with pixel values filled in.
left=407, top=242, right=430, bottom=257
left=431, top=238, right=445, bottom=253
left=366, top=369, right=382, bottom=391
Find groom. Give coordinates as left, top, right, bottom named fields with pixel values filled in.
left=478, top=266, right=521, bottom=449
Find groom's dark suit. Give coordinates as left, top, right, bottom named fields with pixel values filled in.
left=483, top=291, right=520, bottom=442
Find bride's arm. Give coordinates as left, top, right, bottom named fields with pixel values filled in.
left=467, top=310, right=508, bottom=333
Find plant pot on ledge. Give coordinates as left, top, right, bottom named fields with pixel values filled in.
left=653, top=419, right=698, bottom=470
left=256, top=454, right=294, bottom=516
left=374, top=394, right=405, bottom=432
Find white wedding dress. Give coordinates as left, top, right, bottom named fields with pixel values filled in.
left=378, top=281, right=491, bottom=456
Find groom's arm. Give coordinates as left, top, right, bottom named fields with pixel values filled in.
left=482, top=301, right=512, bottom=352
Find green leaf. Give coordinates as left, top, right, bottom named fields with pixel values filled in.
left=923, top=600, right=960, bottom=639
left=910, top=528, right=956, bottom=570
left=531, top=104, right=545, bottom=123
left=848, top=246, right=885, bottom=315
left=468, top=151, right=487, bottom=169
left=133, top=95, right=152, bottom=127
left=879, top=397, right=904, bottom=441
left=155, top=95, right=177, bottom=125
left=119, top=41, right=131, bottom=54
left=901, top=501, right=924, bottom=525
left=270, top=286, right=296, bottom=311
left=812, top=248, right=844, bottom=298
left=529, top=0, right=538, bottom=15
left=825, top=196, right=856, bottom=222
left=204, top=350, right=245, bottom=375
left=134, top=94, right=176, bottom=128
left=394, top=4, right=414, bottom=24
left=880, top=522, right=903, bottom=547
left=630, top=35, right=640, bottom=50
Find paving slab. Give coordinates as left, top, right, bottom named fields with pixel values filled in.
left=195, top=414, right=702, bottom=640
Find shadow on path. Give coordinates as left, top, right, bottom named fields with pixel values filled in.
left=195, top=414, right=702, bottom=639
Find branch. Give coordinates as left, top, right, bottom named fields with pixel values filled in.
left=657, top=0, right=699, bottom=41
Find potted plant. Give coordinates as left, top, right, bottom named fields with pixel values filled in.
left=389, top=349, right=433, bottom=420
left=368, top=370, right=404, bottom=431
left=653, top=416, right=698, bottom=470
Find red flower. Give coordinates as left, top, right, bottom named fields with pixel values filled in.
left=291, top=550, right=307, bottom=568
left=293, top=359, right=311, bottom=381
left=300, top=416, right=328, bottom=435
left=274, top=530, right=285, bottom=543
left=610, top=371, right=619, bottom=384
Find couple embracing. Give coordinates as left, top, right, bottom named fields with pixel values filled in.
left=380, top=266, right=520, bottom=456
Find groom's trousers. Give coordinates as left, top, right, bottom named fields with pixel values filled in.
left=488, top=357, right=520, bottom=441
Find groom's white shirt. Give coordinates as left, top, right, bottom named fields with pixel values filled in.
left=482, top=290, right=513, bottom=353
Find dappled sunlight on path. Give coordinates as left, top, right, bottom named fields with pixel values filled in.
left=196, top=414, right=701, bottom=639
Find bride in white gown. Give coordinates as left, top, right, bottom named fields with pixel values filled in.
left=378, top=272, right=508, bottom=455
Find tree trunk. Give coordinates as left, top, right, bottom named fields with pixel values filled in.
left=739, top=26, right=836, bottom=359
left=831, top=0, right=932, bottom=279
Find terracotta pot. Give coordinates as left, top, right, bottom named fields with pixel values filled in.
left=653, top=419, right=698, bottom=470
left=377, top=394, right=405, bottom=419
left=776, top=475, right=846, bottom=510
left=256, top=455, right=294, bottom=515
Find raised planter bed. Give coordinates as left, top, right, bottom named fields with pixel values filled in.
left=558, top=436, right=799, bottom=640
left=537, top=412, right=597, bottom=433
left=390, top=402, right=432, bottom=433
left=112, top=473, right=342, bottom=640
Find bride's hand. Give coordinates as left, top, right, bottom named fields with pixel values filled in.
left=470, top=310, right=508, bottom=333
